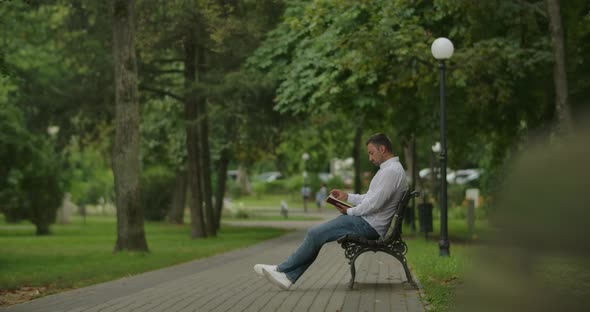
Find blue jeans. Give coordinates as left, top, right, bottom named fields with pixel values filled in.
left=277, top=215, right=379, bottom=283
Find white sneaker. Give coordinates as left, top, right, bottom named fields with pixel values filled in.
left=262, top=267, right=292, bottom=290
left=253, top=264, right=277, bottom=277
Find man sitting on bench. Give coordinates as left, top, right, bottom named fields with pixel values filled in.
left=254, top=133, right=408, bottom=290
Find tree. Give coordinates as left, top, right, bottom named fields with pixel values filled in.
left=546, top=0, right=574, bottom=135
left=0, top=76, right=65, bottom=235
left=0, top=2, right=75, bottom=235
left=111, top=0, right=148, bottom=252
left=140, top=98, right=187, bottom=224
left=183, top=31, right=208, bottom=238
left=135, top=0, right=286, bottom=236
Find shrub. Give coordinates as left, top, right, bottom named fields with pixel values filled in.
left=325, top=175, right=345, bottom=190
left=1, top=138, right=65, bottom=234
left=25, top=143, right=65, bottom=235
left=0, top=97, right=65, bottom=234
left=284, top=175, right=304, bottom=193
left=140, top=166, right=176, bottom=221
left=226, top=179, right=243, bottom=199
left=265, top=179, right=291, bottom=194
left=233, top=209, right=250, bottom=219
left=251, top=181, right=267, bottom=198
left=67, top=146, right=114, bottom=207
left=251, top=173, right=347, bottom=197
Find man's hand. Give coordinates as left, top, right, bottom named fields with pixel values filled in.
left=334, top=204, right=348, bottom=215
left=330, top=189, right=348, bottom=201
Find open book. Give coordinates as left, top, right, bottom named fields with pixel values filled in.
left=326, top=194, right=353, bottom=209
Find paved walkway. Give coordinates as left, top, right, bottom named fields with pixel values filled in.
left=1, top=213, right=425, bottom=312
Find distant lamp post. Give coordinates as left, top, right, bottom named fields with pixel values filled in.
left=431, top=141, right=441, bottom=203
left=302, top=152, right=310, bottom=182
left=431, top=37, right=453, bottom=257
left=302, top=152, right=310, bottom=212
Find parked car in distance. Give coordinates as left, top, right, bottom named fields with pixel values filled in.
left=256, top=171, right=284, bottom=182
left=447, top=169, right=482, bottom=185
left=419, top=168, right=482, bottom=184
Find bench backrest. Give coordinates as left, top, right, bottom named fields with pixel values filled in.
left=381, top=190, right=419, bottom=244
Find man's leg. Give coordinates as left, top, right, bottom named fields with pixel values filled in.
left=277, top=214, right=378, bottom=283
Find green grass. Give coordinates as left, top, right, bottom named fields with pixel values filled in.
left=0, top=197, right=495, bottom=311
left=229, top=193, right=309, bottom=209
left=405, top=238, right=474, bottom=311
left=222, top=215, right=322, bottom=221
left=0, top=216, right=286, bottom=291
left=401, top=217, right=490, bottom=312
left=404, top=228, right=590, bottom=311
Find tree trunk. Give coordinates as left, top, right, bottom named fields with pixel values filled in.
left=411, top=135, right=417, bottom=230
left=214, top=143, right=230, bottom=231
left=184, top=34, right=207, bottom=238
left=237, top=164, right=251, bottom=195
left=402, top=136, right=416, bottom=231
left=196, top=47, right=216, bottom=237
left=34, top=221, right=51, bottom=236
left=167, top=168, right=186, bottom=224
left=546, top=0, right=574, bottom=135
left=403, top=142, right=413, bottom=183
left=112, top=0, right=148, bottom=252
left=213, top=116, right=235, bottom=231
left=352, top=125, right=363, bottom=194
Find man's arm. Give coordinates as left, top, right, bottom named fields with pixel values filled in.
left=346, top=168, right=403, bottom=216
left=330, top=189, right=365, bottom=206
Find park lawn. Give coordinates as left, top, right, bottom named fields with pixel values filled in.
left=222, top=215, right=322, bottom=221
left=229, top=193, right=306, bottom=209
left=406, top=238, right=474, bottom=312
left=405, top=225, right=590, bottom=311
left=0, top=216, right=287, bottom=294
left=403, top=218, right=491, bottom=312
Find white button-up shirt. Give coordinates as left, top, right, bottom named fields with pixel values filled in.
left=345, top=157, right=408, bottom=237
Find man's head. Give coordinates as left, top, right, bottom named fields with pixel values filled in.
left=365, top=133, right=394, bottom=166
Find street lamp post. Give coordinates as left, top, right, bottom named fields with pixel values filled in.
left=431, top=37, right=454, bottom=257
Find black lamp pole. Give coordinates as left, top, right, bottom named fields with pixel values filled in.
left=438, top=60, right=450, bottom=257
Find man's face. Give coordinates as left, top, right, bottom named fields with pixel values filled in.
left=367, top=143, right=385, bottom=166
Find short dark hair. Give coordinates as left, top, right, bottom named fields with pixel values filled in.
left=365, top=133, right=393, bottom=153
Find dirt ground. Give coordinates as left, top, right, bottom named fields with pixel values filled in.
left=0, top=286, right=52, bottom=307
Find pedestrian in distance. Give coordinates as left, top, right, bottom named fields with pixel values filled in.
left=315, top=183, right=327, bottom=212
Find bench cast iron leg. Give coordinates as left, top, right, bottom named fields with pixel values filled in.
left=348, top=254, right=360, bottom=290
left=400, top=257, right=417, bottom=288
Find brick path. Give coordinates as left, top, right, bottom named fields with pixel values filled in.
left=1, top=213, right=425, bottom=312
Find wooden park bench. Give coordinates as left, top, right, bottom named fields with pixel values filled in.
left=337, top=190, right=419, bottom=289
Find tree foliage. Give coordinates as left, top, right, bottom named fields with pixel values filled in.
left=249, top=0, right=590, bottom=194
left=2, top=0, right=589, bottom=239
